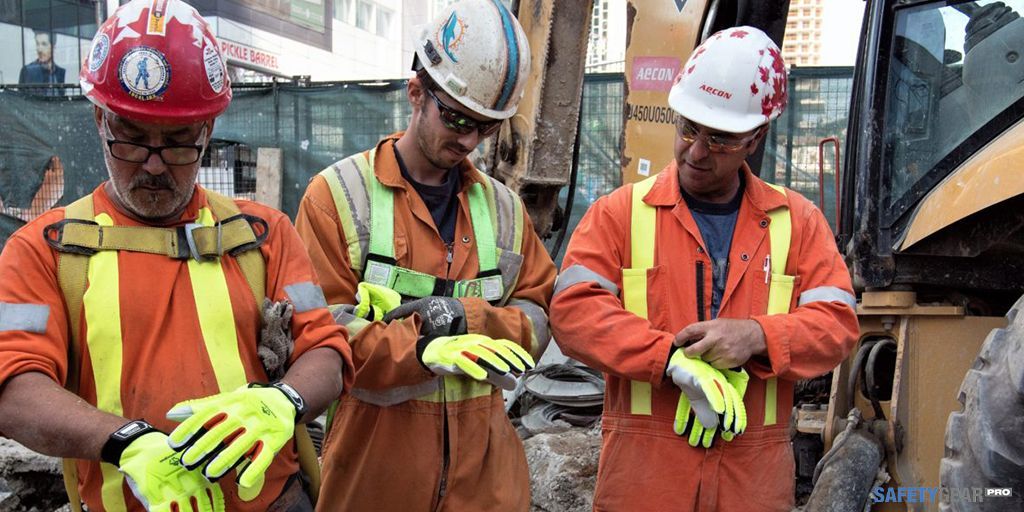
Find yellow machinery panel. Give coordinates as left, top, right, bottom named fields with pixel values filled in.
left=621, top=0, right=709, bottom=184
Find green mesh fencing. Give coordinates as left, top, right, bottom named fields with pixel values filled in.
left=0, top=69, right=852, bottom=250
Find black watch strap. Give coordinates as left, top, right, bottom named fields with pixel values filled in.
left=101, top=420, right=157, bottom=466
left=251, top=381, right=308, bottom=421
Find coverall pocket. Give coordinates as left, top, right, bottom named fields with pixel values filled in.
left=621, top=265, right=673, bottom=328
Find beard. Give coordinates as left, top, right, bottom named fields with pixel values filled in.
left=108, top=165, right=195, bottom=221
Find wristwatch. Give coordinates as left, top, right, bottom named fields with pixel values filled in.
left=100, top=419, right=158, bottom=466
left=260, top=381, right=308, bottom=421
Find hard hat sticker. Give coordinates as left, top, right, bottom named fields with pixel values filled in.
left=203, top=42, right=225, bottom=94
left=437, top=11, right=466, bottom=63
left=119, top=46, right=170, bottom=101
left=88, top=33, right=110, bottom=73
left=147, top=0, right=169, bottom=35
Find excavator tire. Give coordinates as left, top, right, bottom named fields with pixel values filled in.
left=939, top=294, right=1024, bottom=511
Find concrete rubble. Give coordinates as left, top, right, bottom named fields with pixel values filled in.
left=0, top=438, right=67, bottom=512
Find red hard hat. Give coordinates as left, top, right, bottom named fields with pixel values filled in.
left=80, top=0, right=231, bottom=125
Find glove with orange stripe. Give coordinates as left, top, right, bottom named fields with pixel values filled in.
left=416, top=333, right=535, bottom=390
left=165, top=382, right=304, bottom=501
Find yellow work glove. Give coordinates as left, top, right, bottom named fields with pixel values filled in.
left=117, top=430, right=226, bottom=512
left=166, top=382, right=304, bottom=501
left=666, top=349, right=747, bottom=448
left=718, top=367, right=750, bottom=442
left=353, top=282, right=402, bottom=321
left=416, top=333, right=535, bottom=390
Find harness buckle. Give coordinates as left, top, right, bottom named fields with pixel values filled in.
left=43, top=219, right=99, bottom=256
left=183, top=223, right=204, bottom=262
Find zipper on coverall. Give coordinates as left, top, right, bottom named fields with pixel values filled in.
left=433, top=242, right=456, bottom=510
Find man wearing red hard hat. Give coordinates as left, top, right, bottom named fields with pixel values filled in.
left=0, top=1, right=353, bottom=510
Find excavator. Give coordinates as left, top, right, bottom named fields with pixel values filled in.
left=491, top=0, right=1024, bottom=510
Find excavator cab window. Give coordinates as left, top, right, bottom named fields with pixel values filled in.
left=882, top=0, right=1024, bottom=222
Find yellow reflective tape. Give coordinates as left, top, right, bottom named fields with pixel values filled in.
left=189, top=208, right=246, bottom=392
left=767, top=274, right=796, bottom=315
left=83, top=212, right=127, bottom=512
left=764, top=377, right=778, bottom=425
left=624, top=175, right=659, bottom=416
left=764, top=184, right=792, bottom=426
left=416, top=376, right=493, bottom=403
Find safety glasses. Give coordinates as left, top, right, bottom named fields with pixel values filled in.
left=103, top=116, right=208, bottom=166
left=425, top=88, right=502, bottom=137
left=675, top=116, right=760, bottom=153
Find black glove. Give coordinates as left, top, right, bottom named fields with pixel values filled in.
left=383, top=296, right=467, bottom=337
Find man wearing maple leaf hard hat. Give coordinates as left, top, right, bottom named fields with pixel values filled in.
left=549, top=26, right=858, bottom=511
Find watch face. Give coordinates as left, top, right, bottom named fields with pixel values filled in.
left=114, top=420, right=150, bottom=440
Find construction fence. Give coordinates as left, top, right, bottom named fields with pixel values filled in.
left=0, top=68, right=852, bottom=250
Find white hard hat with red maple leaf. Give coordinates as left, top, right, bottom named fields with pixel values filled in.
left=668, top=26, right=788, bottom=133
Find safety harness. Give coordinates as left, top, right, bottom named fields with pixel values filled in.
left=318, top=147, right=525, bottom=306
left=623, top=175, right=793, bottom=425
left=46, top=190, right=321, bottom=511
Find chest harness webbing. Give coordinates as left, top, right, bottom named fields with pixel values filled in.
left=318, top=148, right=524, bottom=304
left=623, top=175, right=793, bottom=426
left=45, top=190, right=321, bottom=510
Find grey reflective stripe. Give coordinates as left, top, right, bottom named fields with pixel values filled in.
left=798, top=286, right=857, bottom=310
left=284, top=282, right=329, bottom=313
left=332, top=156, right=372, bottom=271
left=488, top=175, right=520, bottom=253
left=350, top=378, right=442, bottom=407
left=497, top=250, right=524, bottom=305
left=509, top=298, right=550, bottom=355
left=554, top=264, right=619, bottom=297
left=0, top=302, right=49, bottom=333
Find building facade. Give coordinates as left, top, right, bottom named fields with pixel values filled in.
left=782, top=0, right=824, bottom=66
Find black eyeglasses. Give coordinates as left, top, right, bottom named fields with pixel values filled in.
left=103, top=117, right=207, bottom=165
left=425, top=88, right=502, bottom=137
left=675, top=116, right=760, bottom=153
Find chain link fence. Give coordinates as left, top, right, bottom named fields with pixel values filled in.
left=0, top=69, right=852, bottom=250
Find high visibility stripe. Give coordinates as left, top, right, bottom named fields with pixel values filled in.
left=319, top=167, right=364, bottom=272
left=285, top=282, right=328, bottom=313
left=764, top=377, right=778, bottom=425
left=764, top=183, right=792, bottom=426
left=350, top=379, right=442, bottom=407
left=490, top=0, right=519, bottom=111
left=468, top=182, right=498, bottom=271
left=0, top=302, right=49, bottom=333
left=414, top=375, right=493, bottom=403
left=188, top=207, right=247, bottom=392
left=83, top=212, right=127, bottom=512
left=509, top=298, right=549, bottom=356
left=625, top=176, right=659, bottom=416
left=554, top=264, right=619, bottom=297
left=366, top=153, right=394, bottom=259
left=799, top=286, right=856, bottom=310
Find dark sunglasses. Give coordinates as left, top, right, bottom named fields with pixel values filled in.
left=425, top=88, right=502, bottom=137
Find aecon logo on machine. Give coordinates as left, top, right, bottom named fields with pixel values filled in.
left=871, top=486, right=1014, bottom=504
left=119, top=46, right=170, bottom=101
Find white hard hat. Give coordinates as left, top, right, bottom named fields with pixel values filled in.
left=413, top=0, right=531, bottom=120
left=668, top=26, right=788, bottom=133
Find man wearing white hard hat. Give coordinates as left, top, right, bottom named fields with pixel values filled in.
left=296, top=0, right=555, bottom=510
left=550, top=26, right=858, bottom=511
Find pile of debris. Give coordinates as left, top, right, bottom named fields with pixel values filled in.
left=0, top=438, right=67, bottom=512
left=509, top=343, right=605, bottom=512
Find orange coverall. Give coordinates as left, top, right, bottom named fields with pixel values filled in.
left=0, top=184, right=353, bottom=511
left=550, top=163, right=858, bottom=511
left=296, top=136, right=556, bottom=511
